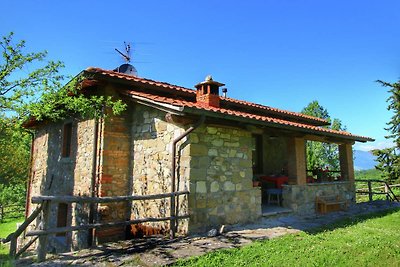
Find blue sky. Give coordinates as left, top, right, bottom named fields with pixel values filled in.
left=2, top=1, right=400, bottom=151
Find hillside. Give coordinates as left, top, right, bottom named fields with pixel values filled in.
left=354, top=150, right=377, bottom=170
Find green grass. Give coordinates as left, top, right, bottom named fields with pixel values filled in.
left=0, top=217, right=24, bottom=265
left=174, top=209, right=400, bottom=267
left=355, top=169, right=382, bottom=180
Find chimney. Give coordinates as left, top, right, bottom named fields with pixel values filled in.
left=195, top=75, right=225, bottom=108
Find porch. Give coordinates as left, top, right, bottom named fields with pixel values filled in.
left=251, top=133, right=356, bottom=215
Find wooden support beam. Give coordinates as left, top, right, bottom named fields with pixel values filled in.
left=287, top=137, right=306, bottom=185
left=339, top=143, right=354, bottom=182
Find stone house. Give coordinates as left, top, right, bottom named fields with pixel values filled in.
left=25, top=66, right=373, bottom=251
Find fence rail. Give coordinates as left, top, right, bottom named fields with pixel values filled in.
left=355, top=179, right=399, bottom=202
left=2, top=190, right=190, bottom=262
left=0, top=204, right=25, bottom=222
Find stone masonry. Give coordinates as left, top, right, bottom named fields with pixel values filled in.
left=96, top=111, right=132, bottom=243
left=188, top=125, right=261, bottom=233
left=130, top=105, right=190, bottom=234
left=27, top=119, right=96, bottom=252
left=282, top=181, right=355, bottom=214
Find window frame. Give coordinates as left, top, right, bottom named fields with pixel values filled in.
left=62, top=122, right=73, bottom=158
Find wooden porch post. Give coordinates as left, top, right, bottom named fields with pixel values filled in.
left=287, top=137, right=306, bottom=185
left=339, top=143, right=355, bottom=182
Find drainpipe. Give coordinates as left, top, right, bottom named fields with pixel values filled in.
left=170, top=115, right=205, bottom=239
left=88, top=118, right=99, bottom=247
left=25, top=131, right=35, bottom=219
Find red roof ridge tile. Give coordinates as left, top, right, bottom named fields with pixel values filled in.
left=85, top=67, right=194, bottom=94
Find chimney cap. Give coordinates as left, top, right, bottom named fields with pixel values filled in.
left=195, top=75, right=225, bottom=88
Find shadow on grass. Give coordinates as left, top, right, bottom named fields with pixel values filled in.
left=305, top=207, right=400, bottom=235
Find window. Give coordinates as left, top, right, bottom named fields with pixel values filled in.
left=62, top=123, right=72, bottom=158
left=56, top=203, right=68, bottom=237
left=252, top=134, right=263, bottom=174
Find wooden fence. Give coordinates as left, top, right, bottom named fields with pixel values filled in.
left=2, top=190, right=189, bottom=262
left=0, top=204, right=25, bottom=222
left=355, top=179, right=399, bottom=202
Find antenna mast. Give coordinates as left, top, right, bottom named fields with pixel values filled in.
left=113, top=41, right=138, bottom=76
left=115, top=41, right=131, bottom=62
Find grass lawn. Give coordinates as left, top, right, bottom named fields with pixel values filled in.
left=174, top=208, right=400, bottom=267
left=0, top=217, right=24, bottom=265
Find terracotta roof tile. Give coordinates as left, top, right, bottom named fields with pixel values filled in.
left=85, top=67, right=194, bottom=94
left=85, top=67, right=328, bottom=126
left=120, top=89, right=373, bottom=142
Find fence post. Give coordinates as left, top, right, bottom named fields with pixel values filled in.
left=37, top=200, right=50, bottom=262
left=368, top=181, right=373, bottom=202
left=384, top=183, right=389, bottom=201
left=9, top=234, right=17, bottom=258
left=170, top=194, right=176, bottom=239
left=0, top=205, right=3, bottom=222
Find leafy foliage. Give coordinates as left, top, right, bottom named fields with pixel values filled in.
left=354, top=169, right=382, bottom=180
left=0, top=32, right=64, bottom=117
left=27, top=76, right=127, bottom=122
left=0, top=184, right=26, bottom=207
left=0, top=119, right=31, bottom=185
left=301, top=101, right=346, bottom=171
left=0, top=32, right=126, bottom=200
left=372, top=80, right=400, bottom=183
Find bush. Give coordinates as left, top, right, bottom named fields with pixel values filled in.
left=0, top=184, right=26, bottom=207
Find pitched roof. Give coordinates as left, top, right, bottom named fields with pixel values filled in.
left=85, top=67, right=329, bottom=126
left=83, top=67, right=373, bottom=143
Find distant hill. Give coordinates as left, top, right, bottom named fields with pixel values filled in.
left=354, top=150, right=377, bottom=170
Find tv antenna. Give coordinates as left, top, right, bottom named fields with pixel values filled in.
left=115, top=42, right=131, bottom=63
left=113, top=41, right=138, bottom=76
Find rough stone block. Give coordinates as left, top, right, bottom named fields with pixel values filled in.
left=190, top=144, right=208, bottom=156
left=208, top=148, right=218, bottom=156
left=196, top=181, right=207, bottom=193
left=211, top=139, right=224, bottom=147
left=210, top=181, right=220, bottom=192
left=206, top=127, right=218, bottom=134
left=223, top=181, right=235, bottom=191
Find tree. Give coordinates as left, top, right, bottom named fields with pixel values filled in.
left=0, top=32, right=64, bottom=117
left=0, top=32, right=63, bottom=187
left=0, top=118, right=31, bottom=185
left=0, top=32, right=126, bottom=188
left=372, top=80, right=400, bottom=183
left=301, top=101, right=346, bottom=171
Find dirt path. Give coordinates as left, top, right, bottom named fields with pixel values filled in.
left=16, top=201, right=400, bottom=266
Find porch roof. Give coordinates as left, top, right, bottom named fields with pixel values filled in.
left=119, top=88, right=373, bottom=143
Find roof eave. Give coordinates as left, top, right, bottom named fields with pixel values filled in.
left=181, top=106, right=374, bottom=143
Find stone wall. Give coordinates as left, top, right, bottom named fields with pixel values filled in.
left=282, top=182, right=355, bottom=214
left=130, top=105, right=190, bottom=234
left=96, top=112, right=132, bottom=242
left=188, top=125, right=261, bottom=233
left=27, top=119, right=96, bottom=252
